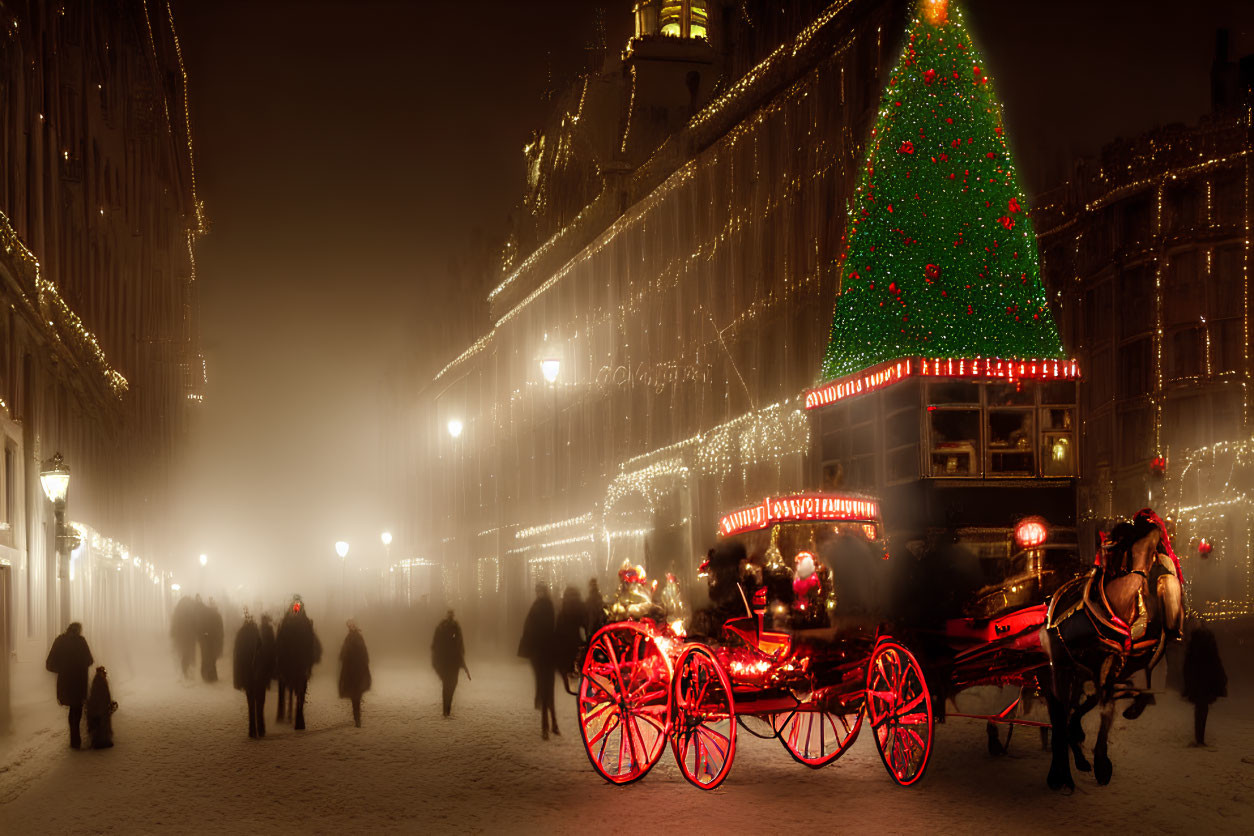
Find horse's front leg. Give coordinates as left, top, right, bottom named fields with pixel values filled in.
left=1069, top=690, right=1096, bottom=773
left=1093, top=661, right=1118, bottom=786
left=1040, top=633, right=1075, bottom=791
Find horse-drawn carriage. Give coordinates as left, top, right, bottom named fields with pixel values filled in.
left=575, top=493, right=1184, bottom=791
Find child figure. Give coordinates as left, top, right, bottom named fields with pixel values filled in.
left=85, top=666, right=117, bottom=749
left=1182, top=621, right=1227, bottom=747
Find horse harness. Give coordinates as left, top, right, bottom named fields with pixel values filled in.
left=1045, top=565, right=1165, bottom=666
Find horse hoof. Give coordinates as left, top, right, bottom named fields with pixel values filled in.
left=1074, top=756, right=1091, bottom=773
left=1095, top=758, right=1112, bottom=785
left=1047, top=772, right=1075, bottom=792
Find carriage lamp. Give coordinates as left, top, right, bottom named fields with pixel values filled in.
left=1015, top=517, right=1048, bottom=549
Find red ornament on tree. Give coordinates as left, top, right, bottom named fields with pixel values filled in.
left=1198, top=539, right=1213, bottom=558
left=899, top=140, right=915, bottom=154
left=999, top=215, right=1015, bottom=231
left=922, top=68, right=936, bottom=85
left=1008, top=197, right=1021, bottom=213
left=1149, top=456, right=1167, bottom=478
left=924, top=263, right=941, bottom=281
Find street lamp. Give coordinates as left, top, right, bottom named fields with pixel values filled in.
left=540, top=358, right=561, bottom=383
left=447, top=418, right=463, bottom=439
left=381, top=531, right=392, bottom=547
left=335, top=540, right=350, bottom=559
left=41, top=453, right=73, bottom=625
left=199, top=553, right=208, bottom=567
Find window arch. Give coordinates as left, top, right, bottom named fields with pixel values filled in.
left=635, top=0, right=709, bottom=41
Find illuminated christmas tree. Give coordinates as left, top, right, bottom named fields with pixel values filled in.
left=819, top=0, right=1064, bottom=382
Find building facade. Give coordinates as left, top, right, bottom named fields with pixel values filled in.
left=1036, top=35, right=1254, bottom=619
left=408, top=0, right=911, bottom=639
left=0, top=0, right=204, bottom=727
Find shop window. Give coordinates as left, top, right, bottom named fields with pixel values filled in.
left=987, top=382, right=1034, bottom=407
left=885, top=407, right=919, bottom=449
left=930, top=409, right=980, bottom=477
left=928, top=381, right=979, bottom=406
left=887, top=445, right=919, bottom=483
left=987, top=410, right=1034, bottom=475
left=1041, top=408, right=1076, bottom=477
left=1040, top=380, right=1076, bottom=405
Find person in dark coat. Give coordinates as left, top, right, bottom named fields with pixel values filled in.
left=275, top=598, right=321, bottom=730
left=518, top=583, right=558, bottom=739
left=233, top=613, right=269, bottom=738
left=200, top=597, right=224, bottom=683
left=170, top=596, right=200, bottom=677
left=585, top=578, right=606, bottom=638
left=1182, top=621, right=1228, bottom=746
left=85, top=666, right=116, bottom=749
left=554, top=586, right=587, bottom=681
left=45, top=622, right=94, bottom=749
left=338, top=620, right=372, bottom=728
left=431, top=610, right=467, bottom=717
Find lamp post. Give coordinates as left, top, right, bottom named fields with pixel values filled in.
left=381, top=531, right=394, bottom=602
left=40, top=453, right=72, bottom=626
left=335, top=540, right=349, bottom=608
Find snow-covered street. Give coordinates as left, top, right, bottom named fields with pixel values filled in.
left=3, top=652, right=1254, bottom=834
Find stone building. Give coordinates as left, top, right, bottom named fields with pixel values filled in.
left=0, top=1, right=204, bottom=726
left=404, top=0, right=912, bottom=639
left=1035, top=31, right=1253, bottom=619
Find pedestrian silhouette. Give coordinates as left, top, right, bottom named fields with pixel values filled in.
left=45, top=622, right=94, bottom=749
left=233, top=611, right=269, bottom=738
left=519, top=583, right=558, bottom=739
left=200, top=596, right=224, bottom=683
left=275, top=597, right=321, bottom=730
left=338, top=620, right=372, bottom=728
left=586, top=578, right=606, bottom=638
left=171, top=596, right=200, bottom=677
left=554, top=586, right=587, bottom=683
left=431, top=610, right=467, bottom=717
left=85, top=666, right=116, bottom=749
left=1182, top=621, right=1227, bottom=746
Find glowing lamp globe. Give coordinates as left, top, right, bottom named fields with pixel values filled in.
left=40, top=453, right=71, bottom=504
left=199, top=553, right=208, bottom=567
left=381, top=531, right=392, bottom=547
left=335, top=540, right=350, bottom=559
left=171, top=583, right=181, bottom=592
left=540, top=358, right=561, bottom=383
left=447, top=418, right=463, bottom=439
left=1015, top=517, right=1048, bottom=549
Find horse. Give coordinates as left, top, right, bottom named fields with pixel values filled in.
left=1039, top=508, right=1184, bottom=790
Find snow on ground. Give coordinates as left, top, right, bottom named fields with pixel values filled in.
left=2, top=652, right=1254, bottom=835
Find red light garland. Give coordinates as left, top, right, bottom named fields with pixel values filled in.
left=804, top=356, right=1079, bottom=409
left=718, top=494, right=881, bottom=537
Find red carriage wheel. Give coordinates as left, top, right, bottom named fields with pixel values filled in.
left=773, top=705, right=863, bottom=768
left=578, top=623, right=672, bottom=785
left=671, top=644, right=736, bottom=790
left=865, top=640, right=934, bottom=787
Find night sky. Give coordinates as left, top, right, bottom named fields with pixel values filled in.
left=168, top=0, right=1254, bottom=591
